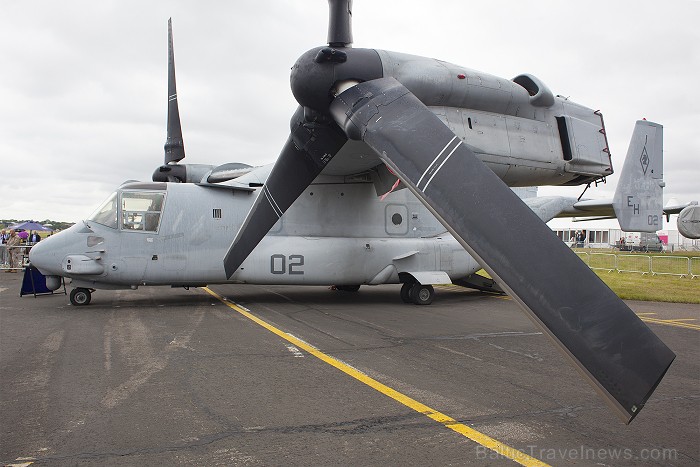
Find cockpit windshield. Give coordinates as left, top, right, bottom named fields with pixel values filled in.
left=121, top=191, right=165, bottom=232
left=86, top=190, right=166, bottom=231
left=87, top=192, right=118, bottom=228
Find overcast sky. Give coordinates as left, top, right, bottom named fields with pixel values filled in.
left=1, top=0, right=698, bottom=225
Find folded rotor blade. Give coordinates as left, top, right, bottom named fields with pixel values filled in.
left=164, top=18, right=185, bottom=165
left=327, top=0, right=353, bottom=47
left=330, top=77, right=675, bottom=423
left=223, top=109, right=347, bottom=278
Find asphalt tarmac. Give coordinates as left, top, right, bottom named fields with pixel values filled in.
left=1, top=272, right=698, bottom=466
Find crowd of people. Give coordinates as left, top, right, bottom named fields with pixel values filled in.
left=1, top=229, right=44, bottom=272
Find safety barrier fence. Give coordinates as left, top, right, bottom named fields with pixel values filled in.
left=0, top=245, right=32, bottom=271
left=575, top=251, right=698, bottom=278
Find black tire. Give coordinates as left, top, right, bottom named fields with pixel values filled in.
left=336, top=285, right=361, bottom=292
left=70, top=288, right=91, bottom=306
left=410, top=284, right=434, bottom=305
left=400, top=282, right=414, bottom=303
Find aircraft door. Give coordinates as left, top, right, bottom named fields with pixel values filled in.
left=438, top=238, right=453, bottom=274
left=118, top=190, right=166, bottom=284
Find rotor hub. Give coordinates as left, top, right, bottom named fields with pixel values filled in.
left=290, top=46, right=383, bottom=114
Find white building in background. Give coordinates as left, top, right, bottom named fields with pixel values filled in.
left=512, top=187, right=699, bottom=250
left=511, top=187, right=539, bottom=199
left=550, top=227, right=616, bottom=248
left=549, top=226, right=698, bottom=250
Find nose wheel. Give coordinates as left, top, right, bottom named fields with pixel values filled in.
left=70, top=287, right=93, bottom=306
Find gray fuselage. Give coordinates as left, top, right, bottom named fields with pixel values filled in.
left=30, top=170, right=480, bottom=290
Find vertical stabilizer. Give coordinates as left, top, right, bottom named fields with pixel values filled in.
left=613, top=120, right=664, bottom=232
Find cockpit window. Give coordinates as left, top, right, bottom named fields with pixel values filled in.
left=87, top=192, right=118, bottom=229
left=121, top=191, right=165, bottom=232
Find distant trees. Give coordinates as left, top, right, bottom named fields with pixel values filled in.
left=0, top=219, right=75, bottom=231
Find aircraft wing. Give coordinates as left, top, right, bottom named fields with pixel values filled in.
left=524, top=196, right=696, bottom=225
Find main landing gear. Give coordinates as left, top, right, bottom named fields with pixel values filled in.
left=331, top=282, right=435, bottom=305
left=400, top=282, right=435, bottom=305
left=70, top=287, right=93, bottom=306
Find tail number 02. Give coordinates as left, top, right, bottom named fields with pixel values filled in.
left=270, top=254, right=305, bottom=275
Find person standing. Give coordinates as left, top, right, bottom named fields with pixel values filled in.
left=5, top=230, right=22, bottom=272
left=28, top=231, right=41, bottom=244
left=0, top=229, right=8, bottom=266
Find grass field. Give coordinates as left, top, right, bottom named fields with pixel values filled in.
left=592, top=270, right=699, bottom=304
left=572, top=248, right=700, bottom=258
left=573, top=248, right=699, bottom=303
left=476, top=248, right=700, bottom=304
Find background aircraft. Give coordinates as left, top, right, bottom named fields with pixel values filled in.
left=29, top=1, right=699, bottom=424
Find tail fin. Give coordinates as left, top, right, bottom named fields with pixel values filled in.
left=613, top=120, right=664, bottom=232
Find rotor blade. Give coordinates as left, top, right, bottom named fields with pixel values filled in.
left=330, top=77, right=675, bottom=423
left=164, top=18, right=185, bottom=164
left=223, top=108, right=347, bottom=278
left=327, top=0, right=353, bottom=47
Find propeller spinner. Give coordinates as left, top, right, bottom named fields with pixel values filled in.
left=224, top=0, right=674, bottom=423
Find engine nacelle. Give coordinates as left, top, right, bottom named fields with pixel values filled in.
left=152, top=163, right=215, bottom=183
left=677, top=203, right=700, bottom=239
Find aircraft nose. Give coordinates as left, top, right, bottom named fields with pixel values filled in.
left=29, top=233, right=66, bottom=276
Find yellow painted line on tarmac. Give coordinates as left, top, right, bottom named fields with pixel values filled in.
left=491, top=295, right=512, bottom=300
left=203, top=287, right=549, bottom=467
left=638, top=316, right=700, bottom=331
left=7, top=458, right=34, bottom=466
left=479, top=293, right=512, bottom=301
left=633, top=312, right=700, bottom=330
left=481, top=295, right=699, bottom=331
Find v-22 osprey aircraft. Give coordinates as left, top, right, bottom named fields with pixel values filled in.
left=30, top=1, right=699, bottom=423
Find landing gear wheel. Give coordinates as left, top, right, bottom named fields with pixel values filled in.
left=400, top=282, right=414, bottom=303
left=336, top=285, right=361, bottom=292
left=410, top=284, right=434, bottom=305
left=70, top=288, right=92, bottom=306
